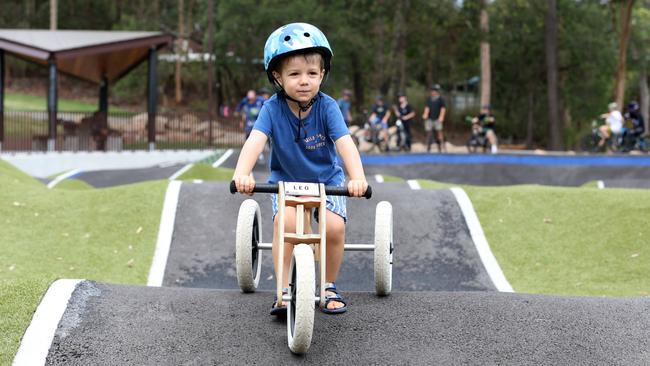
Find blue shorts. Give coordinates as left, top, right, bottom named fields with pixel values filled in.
left=271, top=193, right=347, bottom=223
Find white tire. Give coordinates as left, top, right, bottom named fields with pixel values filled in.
left=235, top=199, right=262, bottom=292
left=287, top=244, right=315, bottom=354
left=374, top=201, right=393, bottom=296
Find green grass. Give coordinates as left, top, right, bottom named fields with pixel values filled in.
left=464, top=184, right=650, bottom=297
left=0, top=160, right=166, bottom=364
left=381, top=175, right=404, bottom=182
left=580, top=180, right=600, bottom=188
left=5, top=92, right=127, bottom=113
left=176, top=163, right=234, bottom=181
left=53, top=179, right=95, bottom=190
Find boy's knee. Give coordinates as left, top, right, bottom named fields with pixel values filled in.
left=326, top=212, right=345, bottom=241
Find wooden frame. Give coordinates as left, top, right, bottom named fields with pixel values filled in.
left=275, top=181, right=327, bottom=309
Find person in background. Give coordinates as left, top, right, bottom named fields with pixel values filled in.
left=393, top=92, right=415, bottom=151
left=367, top=95, right=391, bottom=151
left=624, top=101, right=645, bottom=143
left=337, top=89, right=353, bottom=127
left=598, top=102, right=624, bottom=149
left=472, top=105, right=498, bottom=154
left=258, top=87, right=272, bottom=101
left=235, top=89, right=265, bottom=139
left=422, top=84, right=446, bottom=153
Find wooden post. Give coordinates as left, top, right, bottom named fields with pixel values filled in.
left=99, top=76, right=108, bottom=113
left=47, top=58, right=57, bottom=151
left=147, top=47, right=157, bottom=151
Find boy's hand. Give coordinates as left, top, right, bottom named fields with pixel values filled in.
left=233, top=174, right=255, bottom=196
left=347, top=179, right=368, bottom=197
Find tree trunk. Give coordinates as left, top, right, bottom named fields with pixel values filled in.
left=613, top=0, right=635, bottom=108
left=375, top=0, right=385, bottom=93
left=640, top=67, right=649, bottom=134
left=479, top=0, right=491, bottom=108
left=545, top=0, right=563, bottom=150
left=50, top=0, right=57, bottom=30
left=391, top=0, right=409, bottom=95
left=175, top=0, right=184, bottom=104
left=351, top=53, right=364, bottom=116
left=526, top=89, right=534, bottom=149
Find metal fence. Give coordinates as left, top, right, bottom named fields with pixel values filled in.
left=1, top=111, right=246, bottom=151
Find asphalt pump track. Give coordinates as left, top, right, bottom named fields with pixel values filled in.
left=21, top=181, right=650, bottom=364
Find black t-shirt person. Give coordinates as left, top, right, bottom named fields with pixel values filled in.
left=426, top=96, right=446, bottom=120
left=396, top=104, right=414, bottom=123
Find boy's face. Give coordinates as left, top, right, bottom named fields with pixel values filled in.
left=272, top=54, right=324, bottom=103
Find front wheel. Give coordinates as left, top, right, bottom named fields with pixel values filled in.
left=287, top=244, right=315, bottom=354
left=235, top=199, right=262, bottom=292
left=374, top=201, right=393, bottom=296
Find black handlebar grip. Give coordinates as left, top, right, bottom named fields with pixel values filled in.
left=230, top=180, right=372, bottom=199
left=364, top=185, right=373, bottom=199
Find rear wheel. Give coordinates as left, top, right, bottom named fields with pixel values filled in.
left=374, top=201, right=393, bottom=296
left=235, top=199, right=262, bottom=292
left=287, top=244, right=315, bottom=354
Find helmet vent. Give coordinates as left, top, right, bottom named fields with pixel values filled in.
left=304, top=32, right=310, bottom=37
left=284, top=35, right=291, bottom=41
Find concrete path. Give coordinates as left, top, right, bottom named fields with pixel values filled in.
left=162, top=181, right=494, bottom=292
left=45, top=281, right=650, bottom=365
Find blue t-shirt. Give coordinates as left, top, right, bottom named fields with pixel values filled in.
left=253, top=92, right=349, bottom=185
left=337, top=98, right=351, bottom=125
left=236, top=96, right=265, bottom=131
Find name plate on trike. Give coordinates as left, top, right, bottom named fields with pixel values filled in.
left=284, top=182, right=320, bottom=197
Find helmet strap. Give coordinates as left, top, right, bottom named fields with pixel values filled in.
left=271, top=78, right=319, bottom=144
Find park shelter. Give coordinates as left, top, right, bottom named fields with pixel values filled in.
left=0, top=29, right=173, bottom=151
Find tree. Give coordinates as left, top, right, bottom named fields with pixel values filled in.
left=611, top=0, right=636, bottom=108
left=479, top=0, right=491, bottom=108
left=50, top=0, right=57, bottom=30
left=545, top=0, right=563, bottom=150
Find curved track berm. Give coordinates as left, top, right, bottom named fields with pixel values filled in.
left=46, top=281, right=650, bottom=365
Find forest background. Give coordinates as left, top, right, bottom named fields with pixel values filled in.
left=1, top=0, right=649, bottom=150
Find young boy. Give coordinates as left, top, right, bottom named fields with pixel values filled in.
left=232, top=23, right=368, bottom=315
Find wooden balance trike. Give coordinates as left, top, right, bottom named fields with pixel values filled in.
left=230, top=180, right=393, bottom=354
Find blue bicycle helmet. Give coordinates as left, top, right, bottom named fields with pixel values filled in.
left=263, top=22, right=333, bottom=84
left=628, top=101, right=640, bottom=112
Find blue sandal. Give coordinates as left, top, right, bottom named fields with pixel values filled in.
left=320, top=282, right=347, bottom=314
left=270, top=288, right=289, bottom=316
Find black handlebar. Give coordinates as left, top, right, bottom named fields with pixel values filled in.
left=230, top=180, right=372, bottom=199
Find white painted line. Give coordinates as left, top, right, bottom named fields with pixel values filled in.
left=13, top=279, right=83, bottom=366
left=147, top=180, right=182, bottom=286
left=450, top=187, right=514, bottom=293
left=407, top=179, right=421, bottom=190
left=597, top=180, right=605, bottom=189
left=212, top=148, right=234, bottom=168
left=47, top=169, right=82, bottom=189
left=168, top=163, right=194, bottom=181
left=374, top=174, right=384, bottom=183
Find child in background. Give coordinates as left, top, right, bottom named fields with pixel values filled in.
left=232, top=23, right=368, bottom=315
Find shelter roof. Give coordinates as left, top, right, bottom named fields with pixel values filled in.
left=0, top=29, right=172, bottom=84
